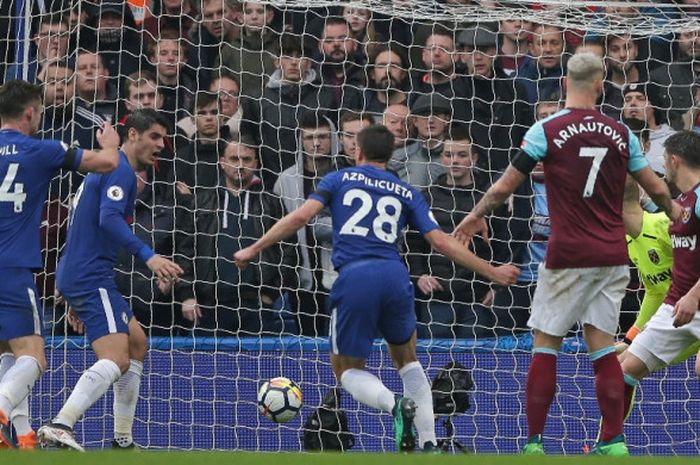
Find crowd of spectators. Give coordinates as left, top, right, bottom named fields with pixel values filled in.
left=2, top=0, right=699, bottom=339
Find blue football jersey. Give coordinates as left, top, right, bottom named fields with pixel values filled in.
left=0, top=128, right=82, bottom=269
left=310, top=165, right=439, bottom=269
left=57, top=151, right=154, bottom=293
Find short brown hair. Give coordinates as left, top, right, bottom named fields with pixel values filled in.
left=357, top=125, right=395, bottom=163
left=339, top=110, right=373, bottom=131
left=0, top=80, right=42, bottom=120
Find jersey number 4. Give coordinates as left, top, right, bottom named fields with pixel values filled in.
left=339, top=189, right=402, bottom=243
left=0, top=163, right=26, bottom=213
left=578, top=147, right=608, bottom=198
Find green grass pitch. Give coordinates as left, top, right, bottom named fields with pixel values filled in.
left=5, top=452, right=700, bottom=465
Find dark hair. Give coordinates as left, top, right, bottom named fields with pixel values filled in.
left=0, top=80, right=42, bottom=120
left=323, top=16, right=350, bottom=31
left=369, top=44, right=408, bottom=70
left=425, top=25, right=455, bottom=45
left=194, top=91, right=220, bottom=111
left=227, top=132, right=259, bottom=157
left=357, top=125, right=394, bottom=163
left=299, top=111, right=331, bottom=130
left=279, top=33, right=303, bottom=57
left=149, top=29, right=188, bottom=59
left=663, top=131, right=700, bottom=169
left=124, top=108, right=168, bottom=135
left=339, top=110, right=373, bottom=131
left=124, top=70, right=158, bottom=99
left=445, top=124, right=472, bottom=143
left=33, top=13, right=68, bottom=36
left=623, top=118, right=650, bottom=146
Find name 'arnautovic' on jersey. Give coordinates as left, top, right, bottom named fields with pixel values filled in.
left=664, top=182, right=700, bottom=308
left=521, top=108, right=648, bottom=269
left=0, top=128, right=83, bottom=269
left=309, top=165, right=440, bottom=269
left=57, top=151, right=154, bottom=293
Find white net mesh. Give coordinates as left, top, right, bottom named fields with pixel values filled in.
left=1, top=0, right=699, bottom=453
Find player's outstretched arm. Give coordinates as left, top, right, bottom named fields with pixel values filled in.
left=235, top=199, right=325, bottom=269
left=453, top=166, right=527, bottom=244
left=77, top=121, right=121, bottom=173
left=424, top=229, right=520, bottom=286
left=672, top=278, right=700, bottom=328
left=632, top=166, right=681, bottom=221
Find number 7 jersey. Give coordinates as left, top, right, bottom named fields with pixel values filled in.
left=520, top=109, right=649, bottom=269
left=309, top=165, right=439, bottom=270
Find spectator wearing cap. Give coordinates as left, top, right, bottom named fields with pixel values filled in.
left=217, top=1, right=280, bottom=98
left=456, top=26, right=533, bottom=186
left=389, top=94, right=449, bottom=188
left=517, top=23, right=567, bottom=104
left=5, top=13, right=71, bottom=83
left=410, top=27, right=460, bottom=105
left=649, top=30, right=700, bottom=130
left=622, top=83, right=676, bottom=174
left=81, top=0, right=141, bottom=78
left=359, top=45, right=410, bottom=116
left=601, top=33, right=647, bottom=119
left=242, top=34, right=334, bottom=188
left=498, top=14, right=533, bottom=77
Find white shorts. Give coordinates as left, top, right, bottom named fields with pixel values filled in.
left=528, top=264, right=629, bottom=337
left=628, top=303, right=700, bottom=372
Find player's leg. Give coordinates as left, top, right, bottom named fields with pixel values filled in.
left=386, top=332, right=437, bottom=451
left=112, top=317, right=146, bottom=449
left=39, top=288, right=132, bottom=451
left=0, top=342, right=37, bottom=449
left=523, top=330, right=562, bottom=455
left=580, top=265, right=629, bottom=456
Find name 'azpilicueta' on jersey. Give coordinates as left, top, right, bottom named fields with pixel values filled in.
left=341, top=171, right=413, bottom=200
left=553, top=121, right=628, bottom=151
left=671, top=234, right=697, bottom=251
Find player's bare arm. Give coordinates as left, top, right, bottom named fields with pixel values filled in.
left=77, top=121, right=121, bottom=173
left=235, top=199, right=325, bottom=269
left=424, top=229, right=520, bottom=286
left=454, top=165, right=528, bottom=243
left=631, top=166, right=681, bottom=222
left=145, top=255, right=183, bottom=283
left=672, top=278, right=700, bottom=328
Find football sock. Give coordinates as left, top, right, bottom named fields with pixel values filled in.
left=591, top=348, right=624, bottom=442
left=0, top=353, right=14, bottom=380
left=0, top=353, right=32, bottom=435
left=399, top=361, right=437, bottom=447
left=113, top=359, right=143, bottom=446
left=340, top=368, right=395, bottom=413
left=623, top=374, right=638, bottom=421
left=526, top=350, right=557, bottom=438
left=54, top=359, right=121, bottom=429
left=0, top=356, right=42, bottom=417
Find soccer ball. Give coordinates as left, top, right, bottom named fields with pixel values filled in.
left=257, top=377, right=303, bottom=423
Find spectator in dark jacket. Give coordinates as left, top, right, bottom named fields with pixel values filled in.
left=601, top=33, right=647, bottom=119
left=456, top=26, right=533, bottom=187
left=242, top=34, right=334, bottom=189
left=359, top=45, right=410, bottom=116
left=176, top=136, right=297, bottom=335
left=336, top=110, right=373, bottom=169
left=115, top=169, right=184, bottom=336
left=517, top=23, right=567, bottom=104
left=148, top=30, right=196, bottom=123
left=407, top=125, right=511, bottom=339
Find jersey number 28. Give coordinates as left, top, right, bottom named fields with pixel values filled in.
left=0, top=163, right=26, bottom=213
left=339, top=189, right=402, bottom=243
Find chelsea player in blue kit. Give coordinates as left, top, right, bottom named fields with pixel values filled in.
left=37, top=109, right=183, bottom=451
left=0, top=80, right=120, bottom=449
left=235, top=126, right=520, bottom=451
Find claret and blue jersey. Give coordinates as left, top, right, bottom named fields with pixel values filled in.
left=309, top=164, right=439, bottom=270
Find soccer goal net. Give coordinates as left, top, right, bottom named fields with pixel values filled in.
left=1, top=0, right=699, bottom=453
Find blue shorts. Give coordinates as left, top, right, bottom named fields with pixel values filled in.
left=64, top=287, right=133, bottom=344
left=328, top=259, right=416, bottom=359
left=0, top=268, right=43, bottom=340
